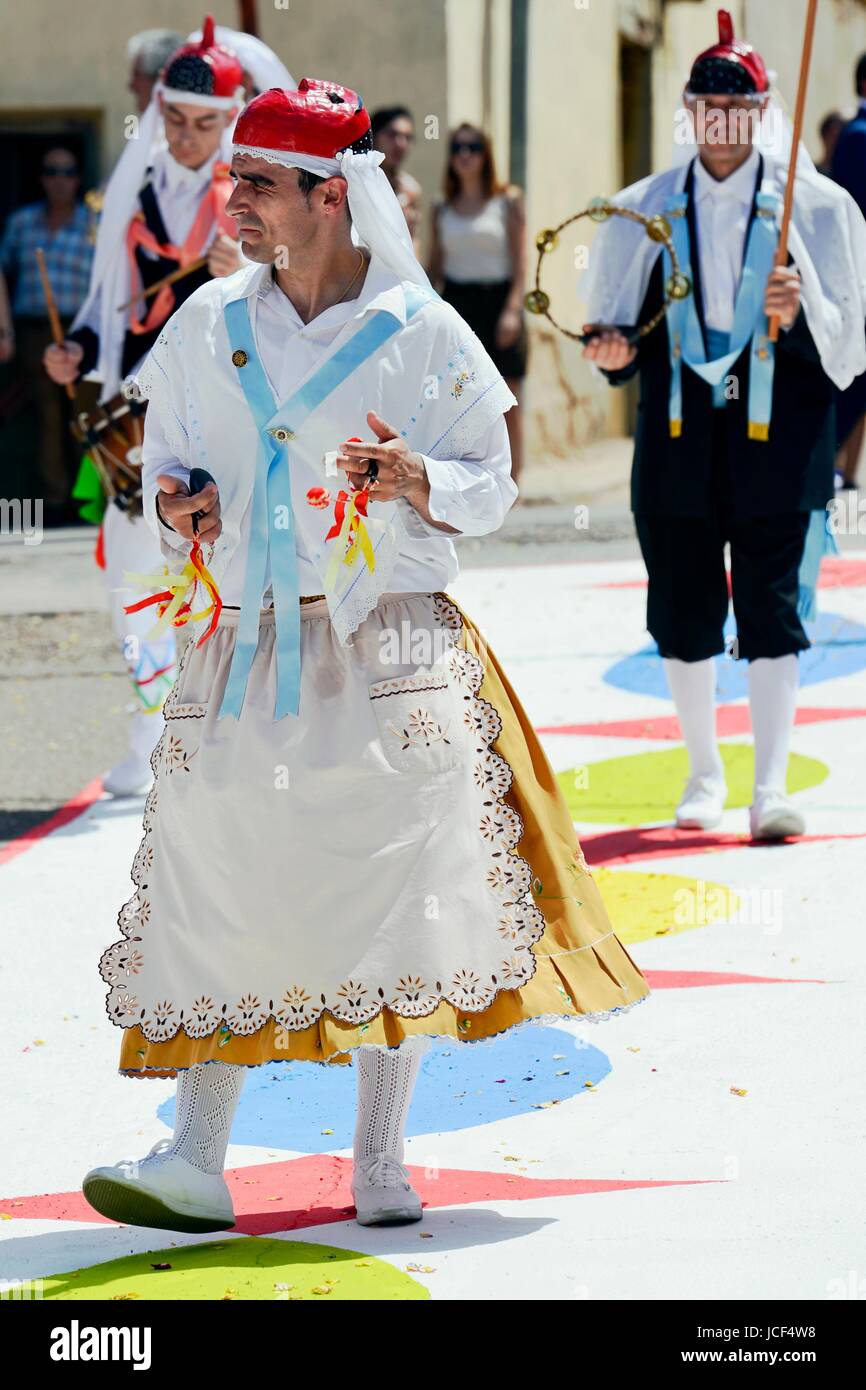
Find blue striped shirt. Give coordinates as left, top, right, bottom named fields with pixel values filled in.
left=0, top=202, right=94, bottom=317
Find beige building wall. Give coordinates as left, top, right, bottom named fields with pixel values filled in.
left=2, top=0, right=448, bottom=249
left=5, top=0, right=866, bottom=470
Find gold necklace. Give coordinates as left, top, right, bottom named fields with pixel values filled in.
left=335, top=250, right=366, bottom=305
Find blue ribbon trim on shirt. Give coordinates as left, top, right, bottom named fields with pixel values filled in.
left=662, top=188, right=779, bottom=440
left=219, top=281, right=436, bottom=722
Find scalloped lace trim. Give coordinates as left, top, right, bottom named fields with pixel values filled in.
left=102, top=595, right=622, bottom=1046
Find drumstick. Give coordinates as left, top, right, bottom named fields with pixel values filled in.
left=35, top=247, right=75, bottom=401
left=768, top=0, right=819, bottom=343
left=117, top=256, right=208, bottom=312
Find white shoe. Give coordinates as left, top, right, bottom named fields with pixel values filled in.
left=102, top=751, right=154, bottom=797
left=352, top=1152, right=423, bottom=1227
left=675, top=774, right=727, bottom=830
left=82, top=1137, right=235, bottom=1233
left=749, top=789, right=806, bottom=840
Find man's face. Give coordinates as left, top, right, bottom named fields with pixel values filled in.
left=226, top=153, right=349, bottom=263
left=159, top=97, right=235, bottom=170
left=373, top=116, right=414, bottom=171
left=685, top=91, right=769, bottom=177
left=40, top=148, right=79, bottom=206
left=128, top=62, right=154, bottom=116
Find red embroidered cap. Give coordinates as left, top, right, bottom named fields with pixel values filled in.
left=233, top=78, right=372, bottom=158
left=687, top=9, right=769, bottom=96
left=162, top=14, right=244, bottom=101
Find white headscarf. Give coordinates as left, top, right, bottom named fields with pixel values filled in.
left=232, top=143, right=434, bottom=292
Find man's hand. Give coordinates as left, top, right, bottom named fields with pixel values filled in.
left=207, top=233, right=244, bottom=279
left=155, top=473, right=222, bottom=543
left=336, top=411, right=430, bottom=506
left=495, top=306, right=523, bottom=350
left=764, top=266, right=801, bottom=329
left=43, top=340, right=83, bottom=384
left=581, top=325, right=637, bottom=371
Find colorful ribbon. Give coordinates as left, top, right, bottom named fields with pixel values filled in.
left=323, top=486, right=375, bottom=590
left=122, top=537, right=223, bottom=647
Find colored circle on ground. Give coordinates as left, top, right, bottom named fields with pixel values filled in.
left=593, top=867, right=739, bottom=945
left=157, top=1028, right=611, bottom=1153
left=41, top=1237, right=428, bottom=1301
left=603, top=611, right=866, bottom=702
left=558, top=743, right=827, bottom=826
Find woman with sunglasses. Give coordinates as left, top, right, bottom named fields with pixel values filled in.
left=429, top=124, right=527, bottom=485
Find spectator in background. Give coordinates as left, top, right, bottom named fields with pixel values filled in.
left=428, top=123, right=527, bottom=486
left=0, top=146, right=94, bottom=521
left=830, top=59, right=866, bottom=488
left=817, top=110, right=844, bottom=176
left=127, top=29, right=184, bottom=115
left=370, top=106, right=423, bottom=256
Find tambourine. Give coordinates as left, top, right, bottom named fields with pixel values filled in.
left=525, top=198, right=692, bottom=345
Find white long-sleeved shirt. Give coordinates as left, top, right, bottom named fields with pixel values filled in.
left=693, top=147, right=761, bottom=333
left=145, top=253, right=517, bottom=598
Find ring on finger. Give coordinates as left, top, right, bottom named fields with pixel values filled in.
left=366, top=459, right=379, bottom=482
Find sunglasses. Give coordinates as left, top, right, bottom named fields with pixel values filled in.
left=452, top=140, right=483, bottom=155
left=43, top=165, right=78, bottom=177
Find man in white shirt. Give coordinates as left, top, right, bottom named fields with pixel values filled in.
left=82, top=78, right=651, bottom=1237
left=43, top=20, right=245, bottom=796
left=582, top=10, right=866, bottom=842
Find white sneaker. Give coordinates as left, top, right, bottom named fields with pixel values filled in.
left=352, top=1152, right=423, bottom=1227
left=82, top=1137, right=235, bottom=1233
left=675, top=774, right=727, bottom=830
left=102, top=751, right=154, bottom=797
left=749, top=789, right=806, bottom=840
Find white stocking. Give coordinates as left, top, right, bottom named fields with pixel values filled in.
left=169, top=1061, right=246, bottom=1175
left=748, top=654, right=799, bottom=797
left=353, top=1036, right=431, bottom=1165
left=663, top=657, right=724, bottom=783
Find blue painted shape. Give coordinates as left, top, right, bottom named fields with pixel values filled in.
left=156, top=1028, right=611, bottom=1152
left=603, top=610, right=866, bottom=704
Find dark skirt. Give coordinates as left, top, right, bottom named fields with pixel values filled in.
left=442, top=277, right=528, bottom=380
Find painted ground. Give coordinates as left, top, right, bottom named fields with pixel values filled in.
left=2, top=556, right=864, bottom=1300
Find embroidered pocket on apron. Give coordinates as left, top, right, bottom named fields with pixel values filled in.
left=368, top=669, right=466, bottom=774
left=160, top=702, right=208, bottom=779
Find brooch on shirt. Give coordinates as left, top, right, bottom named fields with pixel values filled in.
left=231, top=349, right=248, bottom=367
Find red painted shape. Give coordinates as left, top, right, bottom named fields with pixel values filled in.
left=581, top=826, right=866, bottom=867
left=642, top=969, right=827, bottom=989
left=537, top=706, right=866, bottom=739
left=1, top=1154, right=719, bottom=1231
left=0, top=778, right=105, bottom=869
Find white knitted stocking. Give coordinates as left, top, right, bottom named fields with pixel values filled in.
left=169, top=1061, right=247, bottom=1175
left=353, top=1037, right=431, bottom=1165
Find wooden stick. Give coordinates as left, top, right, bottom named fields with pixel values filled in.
left=769, top=0, right=819, bottom=343
left=117, top=256, right=208, bottom=312
left=35, top=247, right=75, bottom=401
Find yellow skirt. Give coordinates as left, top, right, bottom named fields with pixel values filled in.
left=117, top=592, right=649, bottom=1077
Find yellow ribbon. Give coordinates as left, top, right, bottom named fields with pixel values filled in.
left=323, top=492, right=376, bottom=593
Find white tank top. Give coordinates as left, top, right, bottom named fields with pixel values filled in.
left=438, top=193, right=513, bottom=282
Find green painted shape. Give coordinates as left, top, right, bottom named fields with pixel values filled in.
left=41, top=1236, right=430, bottom=1301
left=558, top=743, right=828, bottom=826
left=71, top=452, right=107, bottom=525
